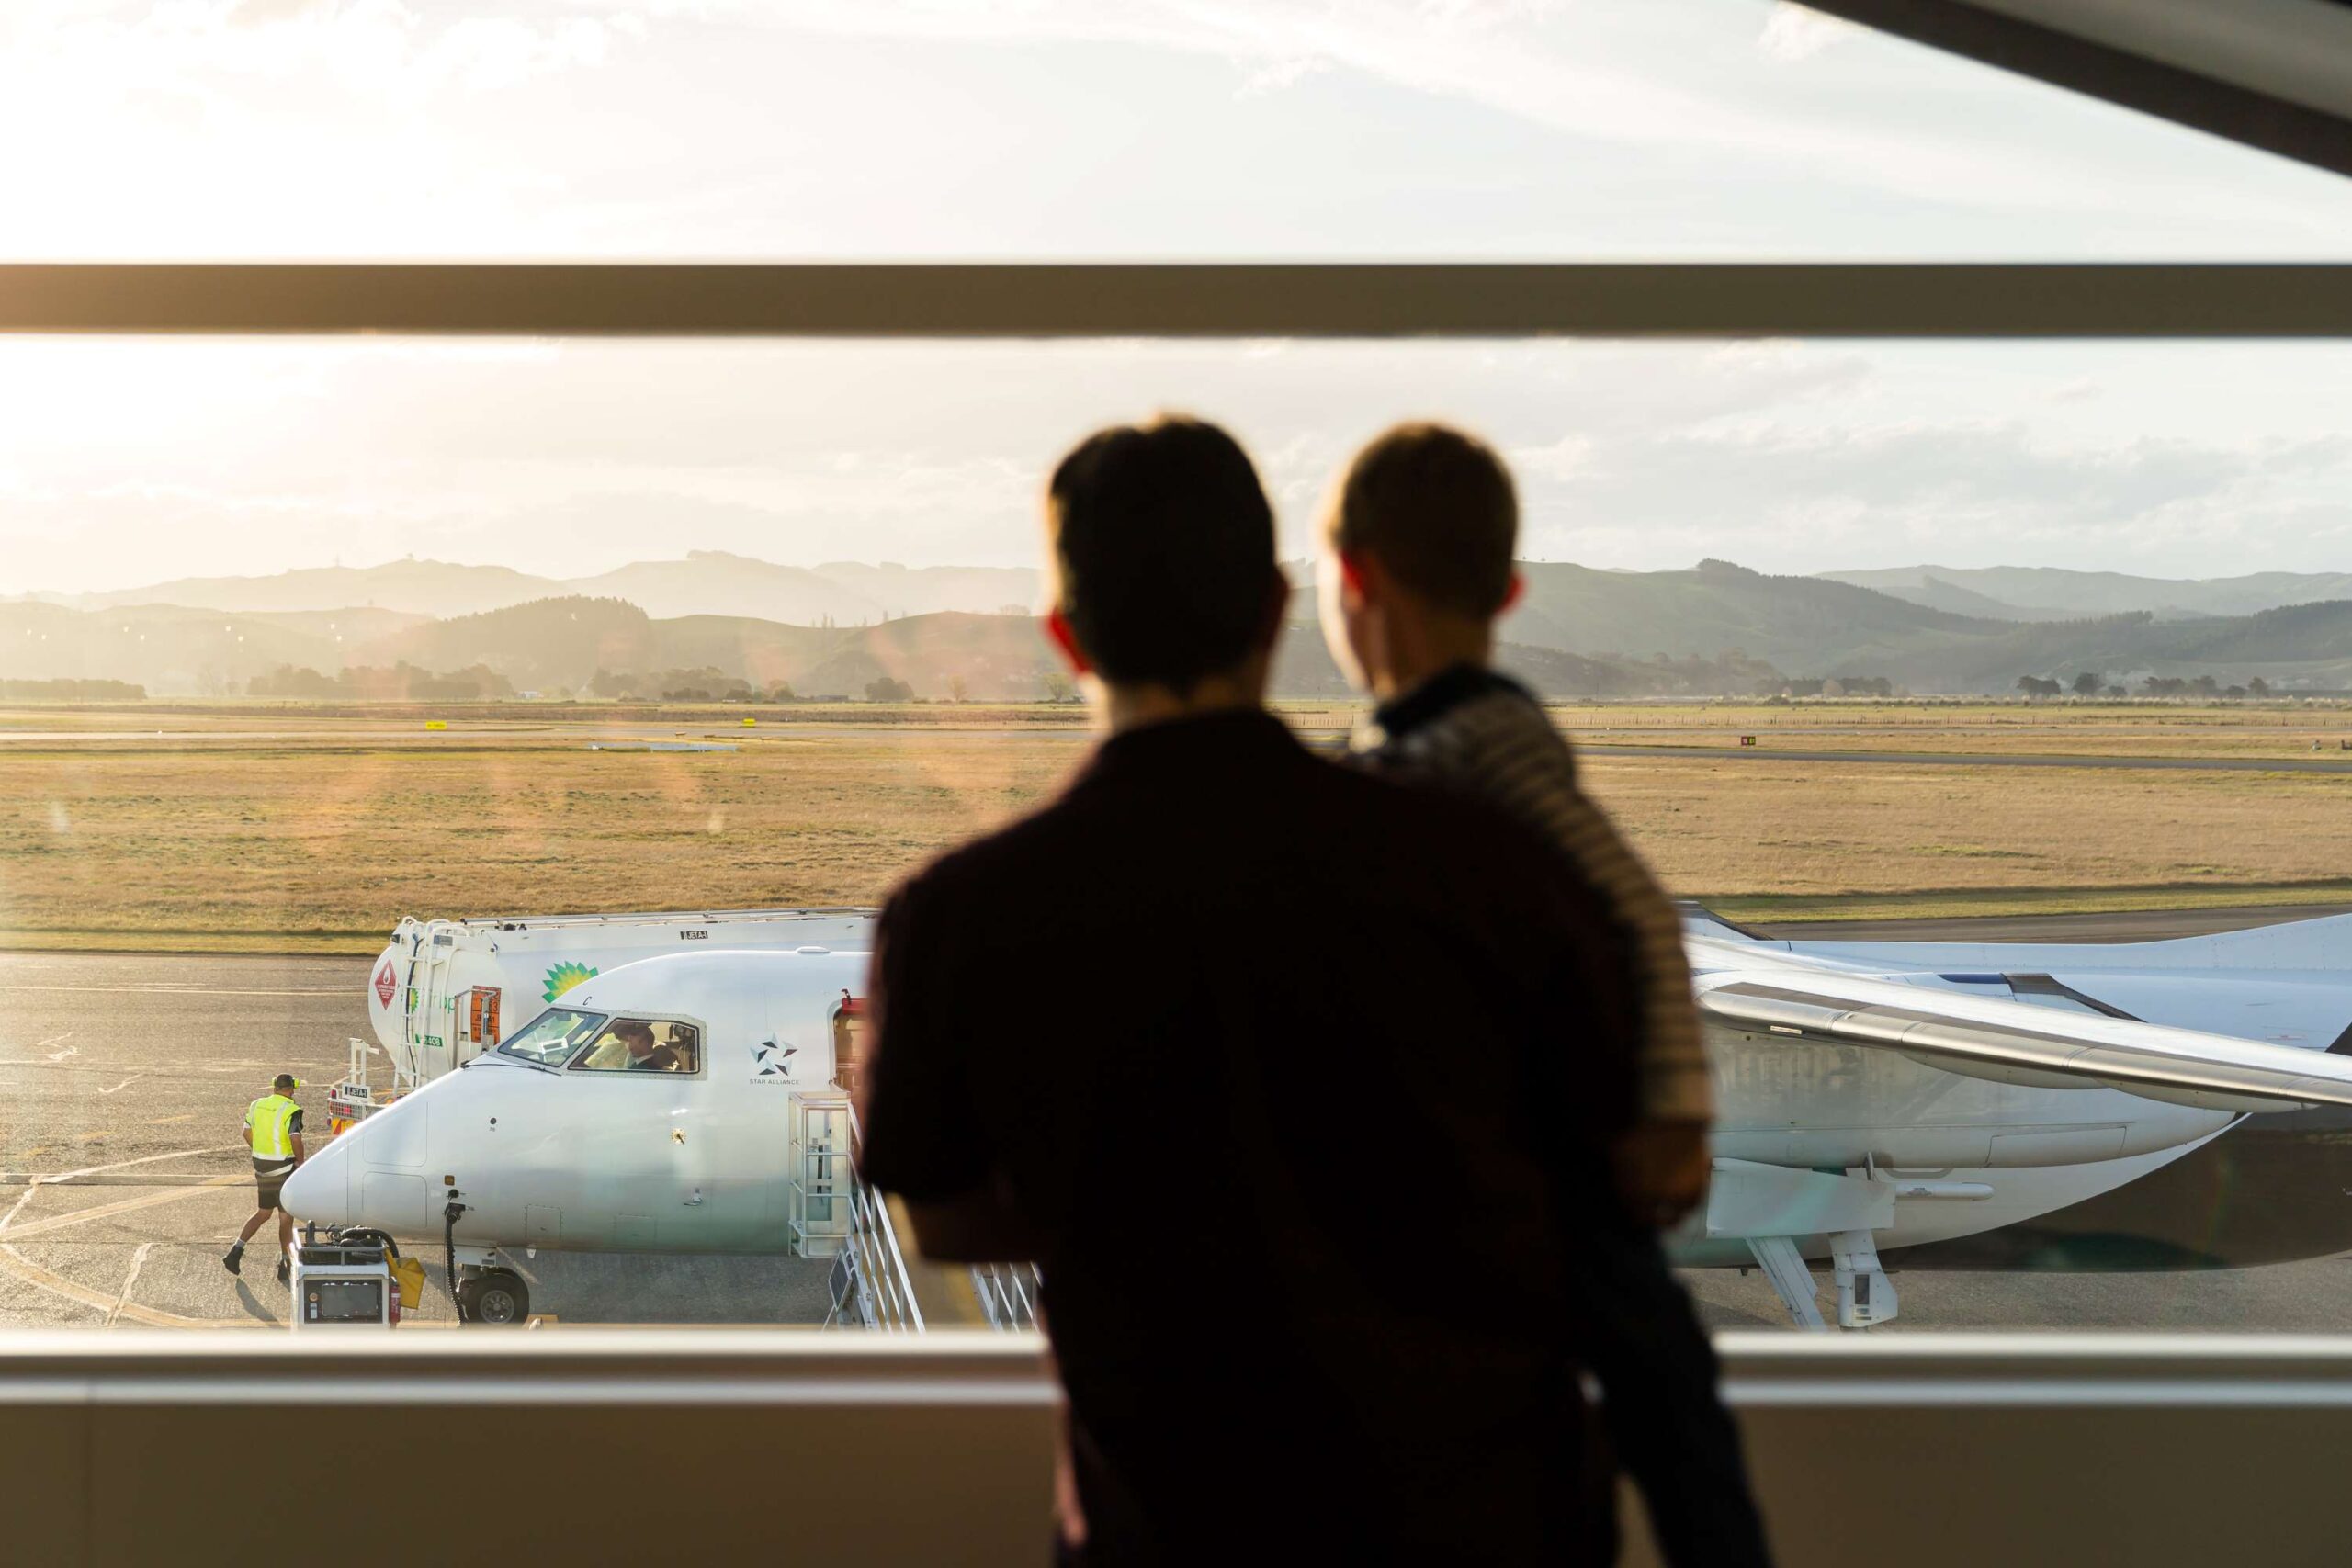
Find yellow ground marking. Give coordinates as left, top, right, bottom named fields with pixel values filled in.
left=145, top=1114, right=194, bottom=1125
left=0, top=1162, right=274, bottom=1328
left=0, top=1174, right=244, bottom=1241
left=0, top=1242, right=265, bottom=1329
left=50, top=1143, right=240, bottom=1182
left=106, top=1242, right=154, bottom=1327
left=74, top=1131, right=112, bottom=1144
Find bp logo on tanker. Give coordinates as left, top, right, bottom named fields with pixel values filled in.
left=544, top=961, right=598, bottom=1002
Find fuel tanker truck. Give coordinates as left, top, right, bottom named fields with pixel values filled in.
left=331, top=907, right=876, bottom=1130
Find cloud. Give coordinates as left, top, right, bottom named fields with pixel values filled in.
left=594, top=0, right=2338, bottom=232
left=1756, top=4, right=1857, bottom=63
left=1235, top=54, right=1327, bottom=96
left=23, top=2, right=632, bottom=100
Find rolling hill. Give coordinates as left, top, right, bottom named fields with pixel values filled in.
left=37, top=553, right=1043, bottom=630
left=64, top=560, right=571, bottom=619
left=1884, top=601, right=2352, bottom=692
left=1499, top=558, right=2006, bottom=671
left=15, top=551, right=2352, bottom=698
left=1819, top=565, right=2352, bottom=622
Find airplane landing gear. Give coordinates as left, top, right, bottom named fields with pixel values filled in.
left=447, top=1237, right=531, bottom=1326
left=457, top=1268, right=531, bottom=1325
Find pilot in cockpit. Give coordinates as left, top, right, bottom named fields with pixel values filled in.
left=616, top=1020, right=683, bottom=1072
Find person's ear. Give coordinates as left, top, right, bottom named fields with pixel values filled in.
left=1336, top=550, right=1370, bottom=606
left=1498, top=572, right=1525, bottom=615
left=1045, top=607, right=1092, bottom=674
left=1257, top=575, right=1294, bottom=651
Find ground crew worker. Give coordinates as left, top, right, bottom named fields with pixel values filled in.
left=223, top=1073, right=304, bottom=1284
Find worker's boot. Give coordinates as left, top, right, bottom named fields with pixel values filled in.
left=275, top=1257, right=289, bottom=1285
left=221, top=1244, right=243, bottom=1276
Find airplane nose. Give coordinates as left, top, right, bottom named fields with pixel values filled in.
left=281, top=1132, right=352, bottom=1226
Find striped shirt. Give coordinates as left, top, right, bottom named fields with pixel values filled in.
left=1353, top=665, right=1713, bottom=1125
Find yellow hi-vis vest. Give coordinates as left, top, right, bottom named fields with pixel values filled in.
left=245, top=1093, right=300, bottom=1162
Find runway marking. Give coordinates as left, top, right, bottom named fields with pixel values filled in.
left=0, top=1242, right=265, bottom=1330
left=107, top=1241, right=155, bottom=1327
left=41, top=1144, right=243, bottom=1186
left=0, top=1140, right=269, bottom=1326
left=97, top=1074, right=144, bottom=1095
left=146, top=1113, right=194, bottom=1125
left=0, top=1176, right=246, bottom=1241
left=0, top=1172, right=240, bottom=1188
left=0, top=1184, right=38, bottom=1233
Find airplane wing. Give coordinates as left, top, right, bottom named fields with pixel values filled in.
left=1695, top=963, right=2352, bottom=1114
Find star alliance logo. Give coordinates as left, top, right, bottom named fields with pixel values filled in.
left=752, top=1040, right=799, bottom=1079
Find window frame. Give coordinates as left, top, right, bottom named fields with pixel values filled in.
left=2, top=262, right=2349, bottom=339
left=496, top=1006, right=610, bottom=1068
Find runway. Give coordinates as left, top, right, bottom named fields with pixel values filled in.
left=7, top=908, right=2352, bottom=1334
left=0, top=952, right=832, bottom=1330
left=1753, top=902, right=2352, bottom=943
left=1583, top=743, right=2352, bottom=773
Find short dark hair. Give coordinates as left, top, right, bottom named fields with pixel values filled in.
left=1328, top=423, right=1517, bottom=619
left=273, top=1074, right=296, bottom=1091
left=1046, top=415, right=1280, bottom=693
left=614, top=1021, right=654, bottom=1043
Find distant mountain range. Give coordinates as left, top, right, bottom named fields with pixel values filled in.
left=1817, top=565, right=2352, bottom=623
left=10, top=552, right=2352, bottom=697
left=26, top=553, right=1044, bottom=627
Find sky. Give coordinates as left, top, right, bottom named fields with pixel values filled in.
left=3, top=1, right=2352, bottom=592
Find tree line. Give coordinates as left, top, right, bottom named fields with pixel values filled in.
left=247, top=662, right=514, bottom=700
left=2016, top=673, right=2274, bottom=698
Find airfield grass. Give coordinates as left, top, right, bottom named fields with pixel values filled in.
left=2, top=700, right=2350, bottom=952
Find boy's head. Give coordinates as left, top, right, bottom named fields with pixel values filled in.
left=1319, top=423, right=1521, bottom=697
left=1043, top=415, right=1287, bottom=701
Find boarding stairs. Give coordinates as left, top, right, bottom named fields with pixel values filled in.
left=787, top=1092, right=1040, bottom=1333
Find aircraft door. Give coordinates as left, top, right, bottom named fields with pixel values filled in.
left=831, top=992, right=868, bottom=1098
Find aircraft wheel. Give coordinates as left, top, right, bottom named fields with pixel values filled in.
left=459, top=1269, right=530, bottom=1325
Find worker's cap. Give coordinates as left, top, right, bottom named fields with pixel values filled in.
left=274, top=1073, right=299, bottom=1091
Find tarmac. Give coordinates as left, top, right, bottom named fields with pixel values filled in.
left=0, top=951, right=832, bottom=1330
left=1582, top=743, right=2352, bottom=773
left=6, top=906, right=2352, bottom=1335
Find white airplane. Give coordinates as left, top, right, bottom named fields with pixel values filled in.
left=285, top=907, right=2352, bottom=1328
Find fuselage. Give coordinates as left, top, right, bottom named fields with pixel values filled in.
left=288, top=949, right=866, bottom=1255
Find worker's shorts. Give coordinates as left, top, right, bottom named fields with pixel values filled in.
left=252, top=1158, right=294, bottom=1211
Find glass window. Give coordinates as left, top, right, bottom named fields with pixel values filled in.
left=5, top=3, right=2348, bottom=262
left=8, top=330, right=2352, bottom=1339
left=568, top=1019, right=702, bottom=1075
left=497, top=1008, right=606, bottom=1066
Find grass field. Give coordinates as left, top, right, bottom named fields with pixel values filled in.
left=2, top=699, right=2349, bottom=952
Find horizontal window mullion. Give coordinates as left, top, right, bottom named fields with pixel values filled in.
left=3, top=263, right=2352, bottom=337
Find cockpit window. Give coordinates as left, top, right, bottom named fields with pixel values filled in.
left=567, top=1018, right=702, bottom=1076
left=497, top=1008, right=606, bottom=1066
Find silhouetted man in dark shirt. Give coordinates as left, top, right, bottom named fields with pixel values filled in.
left=857, top=416, right=1644, bottom=1564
